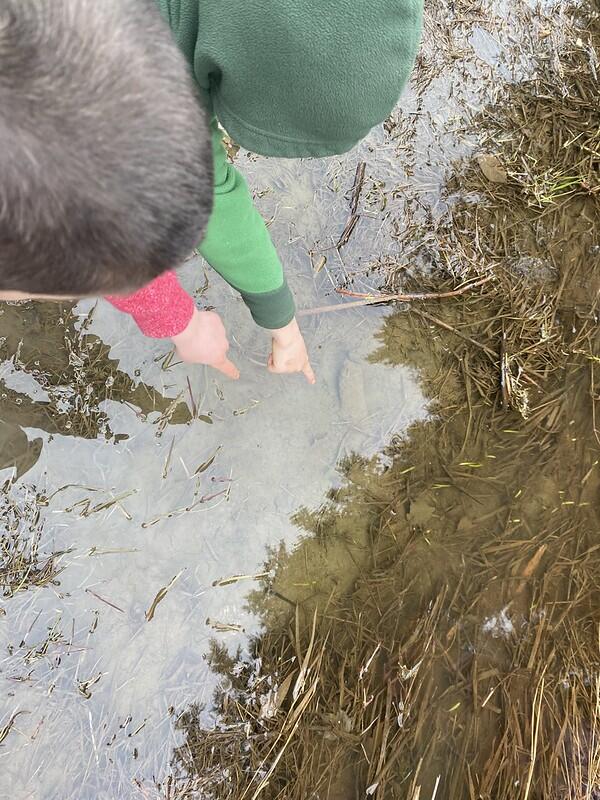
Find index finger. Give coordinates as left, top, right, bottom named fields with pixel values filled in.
left=212, top=357, right=240, bottom=380
left=303, top=361, right=316, bottom=385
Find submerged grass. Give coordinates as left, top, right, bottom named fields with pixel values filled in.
left=0, top=480, right=66, bottom=597
left=170, top=3, right=600, bottom=798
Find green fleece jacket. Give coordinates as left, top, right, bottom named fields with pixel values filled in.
left=158, top=0, right=423, bottom=328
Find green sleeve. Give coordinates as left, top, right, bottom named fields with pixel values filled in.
left=197, top=118, right=296, bottom=330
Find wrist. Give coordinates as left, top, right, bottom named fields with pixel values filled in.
left=171, top=307, right=200, bottom=345
left=271, top=317, right=299, bottom=345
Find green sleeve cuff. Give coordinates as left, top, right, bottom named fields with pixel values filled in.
left=240, top=280, right=296, bottom=329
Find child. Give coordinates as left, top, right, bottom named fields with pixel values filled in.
left=0, top=0, right=423, bottom=383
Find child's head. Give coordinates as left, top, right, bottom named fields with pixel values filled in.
left=0, top=0, right=212, bottom=299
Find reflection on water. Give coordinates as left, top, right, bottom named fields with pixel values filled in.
left=0, top=301, right=191, bottom=479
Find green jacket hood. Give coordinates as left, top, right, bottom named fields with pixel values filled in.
left=157, top=0, right=423, bottom=157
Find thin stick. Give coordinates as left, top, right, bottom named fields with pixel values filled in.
left=337, top=276, right=493, bottom=301
left=350, top=161, right=367, bottom=215
left=85, top=588, right=125, bottom=613
left=298, top=297, right=393, bottom=315
left=337, top=214, right=360, bottom=249
left=297, top=276, right=493, bottom=317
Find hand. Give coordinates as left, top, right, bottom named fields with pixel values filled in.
left=172, top=309, right=239, bottom=379
left=268, top=318, right=315, bottom=384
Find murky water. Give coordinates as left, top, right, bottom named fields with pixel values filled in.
left=0, top=2, right=586, bottom=798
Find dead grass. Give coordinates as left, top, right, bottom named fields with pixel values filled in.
left=170, top=3, right=600, bottom=798
left=0, top=479, right=67, bottom=597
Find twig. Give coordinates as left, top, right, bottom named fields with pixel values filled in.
left=297, top=276, right=493, bottom=317
left=350, top=162, right=367, bottom=215
left=298, top=297, right=384, bottom=316
left=85, top=588, right=125, bottom=613
left=336, top=214, right=360, bottom=249
left=336, top=275, right=493, bottom=301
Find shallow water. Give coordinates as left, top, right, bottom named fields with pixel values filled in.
left=0, top=2, right=578, bottom=798
left=0, top=203, right=429, bottom=800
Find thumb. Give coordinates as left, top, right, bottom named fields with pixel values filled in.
left=303, top=361, right=316, bottom=385
left=212, top=357, right=240, bottom=380
left=267, top=360, right=285, bottom=375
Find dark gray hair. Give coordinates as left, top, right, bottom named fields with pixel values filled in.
left=0, top=0, right=212, bottom=295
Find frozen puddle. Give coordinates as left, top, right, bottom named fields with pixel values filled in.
left=0, top=156, right=428, bottom=800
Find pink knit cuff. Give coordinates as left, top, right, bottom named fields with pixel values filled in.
left=106, top=271, right=196, bottom=338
